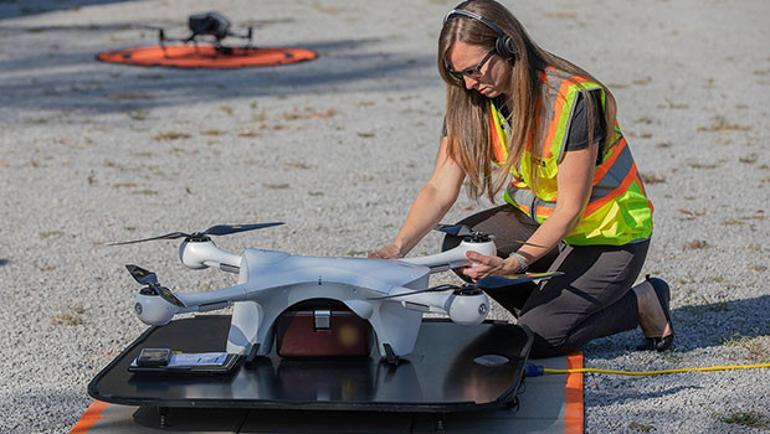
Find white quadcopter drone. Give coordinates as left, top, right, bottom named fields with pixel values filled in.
left=113, top=223, right=558, bottom=364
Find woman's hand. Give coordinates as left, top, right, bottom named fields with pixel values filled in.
left=461, top=250, right=521, bottom=280
left=368, top=243, right=404, bottom=259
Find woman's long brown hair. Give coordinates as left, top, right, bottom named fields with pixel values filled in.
left=438, top=0, right=618, bottom=202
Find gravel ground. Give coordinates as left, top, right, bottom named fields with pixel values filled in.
left=0, top=0, right=768, bottom=433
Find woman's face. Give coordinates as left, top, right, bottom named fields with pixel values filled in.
left=447, top=40, right=511, bottom=98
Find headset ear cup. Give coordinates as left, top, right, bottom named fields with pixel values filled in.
left=495, top=36, right=516, bottom=59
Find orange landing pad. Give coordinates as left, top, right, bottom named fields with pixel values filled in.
left=96, top=45, right=317, bottom=69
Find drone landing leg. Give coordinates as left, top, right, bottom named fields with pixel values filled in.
left=245, top=343, right=260, bottom=366
left=157, top=406, right=168, bottom=428
left=434, top=413, right=446, bottom=434
left=383, top=343, right=399, bottom=366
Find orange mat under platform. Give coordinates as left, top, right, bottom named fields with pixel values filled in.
left=96, top=45, right=317, bottom=69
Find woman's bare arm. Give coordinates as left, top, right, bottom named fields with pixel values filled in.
left=463, top=142, right=598, bottom=278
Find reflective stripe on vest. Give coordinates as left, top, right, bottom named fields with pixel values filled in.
left=493, top=69, right=653, bottom=246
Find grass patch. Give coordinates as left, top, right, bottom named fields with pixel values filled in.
left=687, top=160, right=722, bottom=170
left=132, top=189, right=158, bottom=195
left=684, top=240, right=709, bottom=250
left=746, top=243, right=762, bottom=252
left=238, top=130, right=260, bottom=138
left=659, top=350, right=681, bottom=364
left=153, top=132, right=191, bottom=141
left=628, top=420, right=655, bottom=432
left=739, top=212, right=766, bottom=221
left=640, top=173, right=665, bottom=184
left=698, top=115, right=751, bottom=132
left=634, top=116, right=654, bottom=125
left=264, top=183, right=290, bottom=190
left=308, top=191, right=324, bottom=197
left=723, top=335, right=770, bottom=362
left=739, top=153, right=758, bottom=164
left=681, top=302, right=729, bottom=315
left=126, top=109, right=148, bottom=121
left=720, top=411, right=769, bottom=430
left=357, top=132, right=376, bottom=138
left=677, top=208, right=704, bottom=220
left=281, top=108, right=336, bottom=121
left=285, top=161, right=312, bottom=170
left=200, top=129, right=226, bottom=136
left=112, top=182, right=137, bottom=189
left=52, top=306, right=86, bottom=326
left=251, top=111, right=268, bottom=123
left=310, top=2, right=345, bottom=14
left=659, top=98, right=689, bottom=109
left=39, top=230, right=64, bottom=240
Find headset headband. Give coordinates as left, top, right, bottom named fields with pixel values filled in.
left=443, top=9, right=506, bottom=37
left=442, top=8, right=517, bottom=60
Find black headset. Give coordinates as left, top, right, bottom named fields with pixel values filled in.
left=443, top=9, right=517, bottom=60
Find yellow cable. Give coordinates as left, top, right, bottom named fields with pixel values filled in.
left=543, top=362, right=770, bottom=377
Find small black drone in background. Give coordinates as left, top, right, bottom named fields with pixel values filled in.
left=158, top=11, right=253, bottom=54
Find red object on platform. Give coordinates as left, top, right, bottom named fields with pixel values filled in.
left=275, top=309, right=372, bottom=358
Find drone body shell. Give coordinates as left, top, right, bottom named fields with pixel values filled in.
left=134, top=238, right=499, bottom=359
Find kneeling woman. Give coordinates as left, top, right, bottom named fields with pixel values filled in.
left=370, top=0, right=673, bottom=356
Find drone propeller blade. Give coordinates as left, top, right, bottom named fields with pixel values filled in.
left=367, top=284, right=460, bottom=301
left=202, top=222, right=284, bottom=236
left=108, top=232, right=190, bottom=246
left=108, top=222, right=283, bottom=246
left=434, top=223, right=474, bottom=237
left=475, top=272, right=564, bottom=290
left=125, top=264, right=159, bottom=286
left=435, top=223, right=548, bottom=249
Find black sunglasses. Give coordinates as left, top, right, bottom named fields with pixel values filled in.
left=445, top=49, right=496, bottom=81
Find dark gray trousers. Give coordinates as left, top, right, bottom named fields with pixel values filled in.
left=442, top=205, right=648, bottom=357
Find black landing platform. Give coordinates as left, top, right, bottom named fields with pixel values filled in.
left=89, top=315, right=533, bottom=413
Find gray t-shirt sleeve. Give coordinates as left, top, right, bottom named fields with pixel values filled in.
left=565, top=90, right=605, bottom=152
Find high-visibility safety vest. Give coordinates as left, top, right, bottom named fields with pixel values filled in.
left=490, top=69, right=654, bottom=246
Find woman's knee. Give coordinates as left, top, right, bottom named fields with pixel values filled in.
left=518, top=317, right=575, bottom=357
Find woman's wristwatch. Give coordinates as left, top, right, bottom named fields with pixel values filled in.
left=508, top=252, right=529, bottom=273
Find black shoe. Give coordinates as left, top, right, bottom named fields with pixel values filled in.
left=640, top=275, right=674, bottom=352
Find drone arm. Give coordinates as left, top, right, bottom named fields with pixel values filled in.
left=175, top=283, right=250, bottom=311
left=380, top=286, right=489, bottom=326
left=381, top=287, right=452, bottom=313
left=399, top=240, right=497, bottom=273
